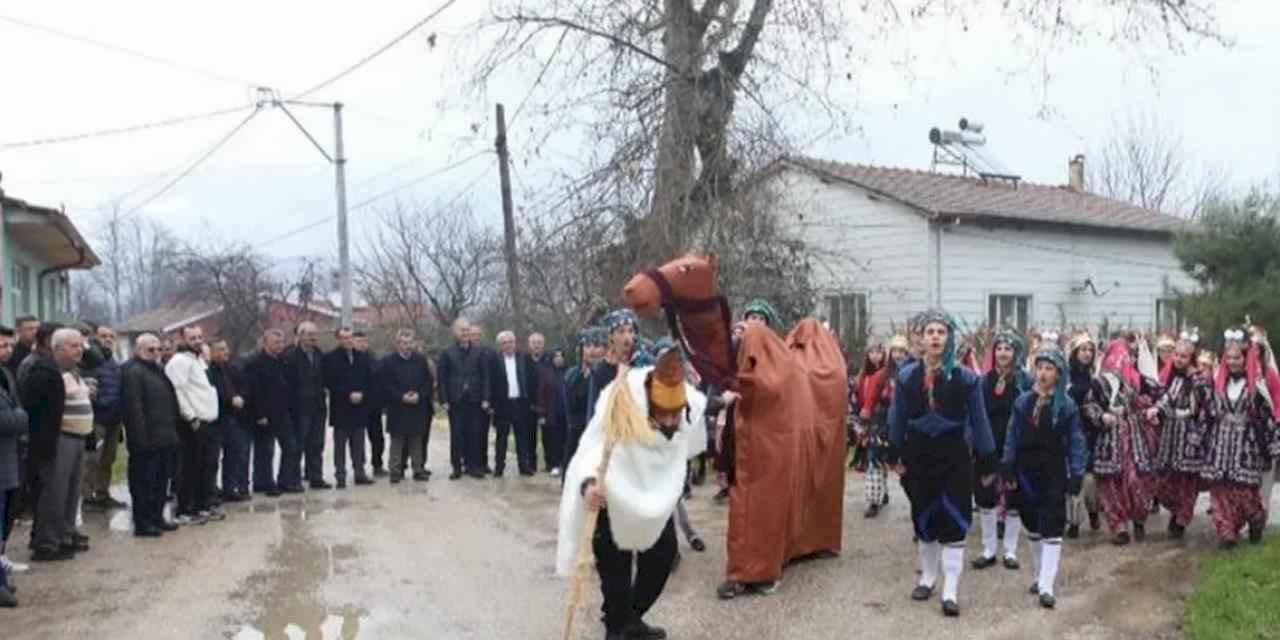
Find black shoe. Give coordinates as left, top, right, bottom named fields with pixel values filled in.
left=625, top=619, right=668, bottom=640
left=1169, top=521, right=1186, bottom=540
left=390, top=475, right=403, bottom=484
left=1039, top=593, right=1056, bottom=609
left=372, top=467, right=388, bottom=478
left=134, top=525, right=163, bottom=538
left=911, top=584, right=935, bottom=601
left=468, top=471, right=486, bottom=479
left=265, top=488, right=282, bottom=498
left=1133, top=522, right=1146, bottom=542
left=310, top=480, right=333, bottom=490
left=336, top=479, right=347, bottom=489
left=1249, top=522, right=1265, bottom=544
left=31, top=546, right=74, bottom=562
left=690, top=537, right=707, bottom=553
left=413, top=472, right=431, bottom=482
left=493, top=468, right=505, bottom=478
left=882, top=492, right=890, bottom=506
left=1089, top=511, right=1101, bottom=531
left=716, top=581, right=745, bottom=600
left=354, top=476, right=375, bottom=486
left=0, top=585, right=16, bottom=608
left=156, top=519, right=179, bottom=532
left=971, top=554, right=997, bottom=570
left=70, top=532, right=90, bottom=545
left=864, top=504, right=880, bottom=519
left=1066, top=524, right=1080, bottom=539
left=519, top=469, right=535, bottom=477
left=448, top=471, right=462, bottom=481
left=1029, top=582, right=1040, bottom=595
left=1112, top=531, right=1131, bottom=546
left=283, top=485, right=305, bottom=494
left=941, top=599, right=960, bottom=617
left=1003, top=556, right=1020, bottom=570
left=62, top=539, right=90, bottom=552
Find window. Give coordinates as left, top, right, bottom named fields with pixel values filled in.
left=9, top=263, right=30, bottom=316
left=1156, top=298, right=1183, bottom=333
left=988, top=294, right=1031, bottom=333
left=824, top=293, right=868, bottom=344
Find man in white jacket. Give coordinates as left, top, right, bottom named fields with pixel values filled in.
left=165, top=326, right=220, bottom=525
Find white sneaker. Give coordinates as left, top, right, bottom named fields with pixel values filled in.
left=174, top=515, right=193, bottom=526
left=549, top=468, right=562, bottom=478
left=0, top=555, right=30, bottom=574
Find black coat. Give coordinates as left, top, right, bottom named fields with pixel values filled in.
left=243, top=351, right=291, bottom=427
left=490, top=351, right=537, bottom=414
left=19, top=355, right=65, bottom=465
left=120, top=358, right=181, bottom=452
left=209, top=361, right=247, bottom=424
left=284, top=344, right=326, bottom=418
left=436, top=342, right=489, bottom=405
left=323, top=348, right=373, bottom=429
left=379, top=352, right=434, bottom=435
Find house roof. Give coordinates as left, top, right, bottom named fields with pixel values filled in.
left=117, top=302, right=221, bottom=334
left=779, top=156, right=1186, bottom=234
left=2, top=195, right=101, bottom=268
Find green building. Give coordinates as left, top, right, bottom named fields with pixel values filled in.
left=0, top=186, right=100, bottom=326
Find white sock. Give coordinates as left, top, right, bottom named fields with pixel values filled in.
left=1002, top=513, right=1022, bottom=559
left=941, top=545, right=964, bottom=602
left=918, top=541, right=941, bottom=588
left=979, top=509, right=998, bottom=558
left=1029, top=536, right=1043, bottom=579
left=1038, top=539, right=1062, bottom=597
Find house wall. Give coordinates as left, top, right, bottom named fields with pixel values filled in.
left=771, top=169, right=930, bottom=334
left=2, top=237, right=70, bottom=326
left=936, top=221, right=1196, bottom=332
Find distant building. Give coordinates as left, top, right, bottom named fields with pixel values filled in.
left=0, top=188, right=100, bottom=326
left=763, top=155, right=1195, bottom=342
left=117, top=296, right=342, bottom=357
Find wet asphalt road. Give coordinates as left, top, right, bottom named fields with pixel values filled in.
left=3, top=425, right=1277, bottom=640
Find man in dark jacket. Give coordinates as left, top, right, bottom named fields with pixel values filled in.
left=0, top=326, right=30, bottom=603
left=491, top=330, right=536, bottom=477
left=379, top=330, right=434, bottom=483
left=354, top=332, right=387, bottom=477
left=244, top=330, right=296, bottom=496
left=528, top=333, right=567, bottom=476
left=438, top=319, right=490, bottom=480
left=120, top=334, right=181, bottom=537
left=82, top=325, right=125, bottom=510
left=7, top=317, right=38, bottom=381
left=285, top=322, right=329, bottom=490
left=324, top=327, right=374, bottom=488
left=209, top=338, right=250, bottom=502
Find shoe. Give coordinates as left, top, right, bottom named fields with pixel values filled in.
left=31, top=546, right=74, bottom=562
left=354, top=476, right=375, bottom=486
left=310, top=480, right=333, bottom=490
left=265, top=488, right=282, bottom=498
left=864, top=504, right=880, bottom=519
left=605, top=632, right=625, bottom=640
left=911, top=584, right=935, bottom=601
left=1066, top=525, right=1080, bottom=539
left=336, top=479, right=347, bottom=489
left=413, top=473, right=431, bottom=482
left=1169, top=521, right=1186, bottom=540
left=882, top=492, right=890, bottom=506
left=71, top=532, right=90, bottom=545
left=941, top=599, right=960, bottom=617
left=99, top=494, right=129, bottom=510
left=691, top=537, right=707, bottom=553
left=209, top=495, right=223, bottom=508
left=493, top=468, right=505, bottom=478
left=82, top=495, right=108, bottom=511
left=468, top=471, right=486, bottom=479
left=1029, top=582, right=1040, bottom=595
left=0, top=585, right=16, bottom=608
left=157, top=520, right=179, bottom=532
left=549, top=467, right=562, bottom=478
left=1003, top=556, right=1020, bottom=571
left=174, top=514, right=194, bottom=526
left=971, top=554, right=998, bottom=570
left=716, top=581, right=745, bottom=600
left=752, top=581, right=780, bottom=595
left=1248, top=522, right=1264, bottom=544
left=624, top=619, right=668, bottom=640
left=373, top=467, right=388, bottom=478
left=62, top=538, right=90, bottom=552
left=449, top=471, right=462, bottom=481
left=204, top=509, right=227, bottom=522
left=134, top=525, right=163, bottom=538
left=1219, top=539, right=1237, bottom=551
left=1133, top=523, right=1146, bottom=542
left=390, top=476, right=403, bottom=485
left=1089, top=511, right=1101, bottom=531
left=519, top=469, right=535, bottom=477
left=1040, top=593, right=1056, bottom=609
left=1112, top=532, right=1131, bottom=546
left=282, top=485, right=305, bottom=494
left=1, top=555, right=31, bottom=574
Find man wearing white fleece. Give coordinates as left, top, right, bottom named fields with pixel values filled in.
left=165, top=326, right=220, bottom=525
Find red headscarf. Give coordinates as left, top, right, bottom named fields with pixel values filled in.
left=1215, top=339, right=1262, bottom=396
left=1101, top=338, right=1139, bottom=389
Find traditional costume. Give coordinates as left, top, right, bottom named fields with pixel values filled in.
left=557, top=340, right=706, bottom=640
left=1200, top=329, right=1278, bottom=549
left=850, top=338, right=894, bottom=518
left=1082, top=338, right=1159, bottom=544
left=1065, top=332, right=1103, bottom=537
left=1002, top=346, right=1086, bottom=609
left=889, top=309, right=997, bottom=618
left=1149, top=339, right=1212, bottom=539
left=973, top=329, right=1031, bottom=570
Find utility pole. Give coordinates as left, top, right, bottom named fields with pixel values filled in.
left=495, top=103, right=525, bottom=334
left=333, top=102, right=352, bottom=328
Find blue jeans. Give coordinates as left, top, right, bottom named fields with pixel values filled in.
left=220, top=417, right=251, bottom=494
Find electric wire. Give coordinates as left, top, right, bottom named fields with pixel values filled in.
left=0, top=104, right=254, bottom=150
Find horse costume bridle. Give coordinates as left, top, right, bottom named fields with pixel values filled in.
left=641, top=268, right=738, bottom=389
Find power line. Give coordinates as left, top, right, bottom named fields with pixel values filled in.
left=290, top=0, right=462, bottom=100
left=0, top=104, right=254, bottom=150
left=121, top=107, right=261, bottom=218
left=0, top=13, right=264, bottom=88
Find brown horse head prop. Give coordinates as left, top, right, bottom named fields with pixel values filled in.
left=623, top=255, right=736, bottom=389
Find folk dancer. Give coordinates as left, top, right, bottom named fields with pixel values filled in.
left=889, top=310, right=997, bottom=618
left=1065, top=332, right=1103, bottom=538
left=850, top=338, right=894, bottom=518
left=1002, top=346, right=1086, bottom=609
left=973, top=329, right=1031, bottom=571
left=1145, top=337, right=1212, bottom=539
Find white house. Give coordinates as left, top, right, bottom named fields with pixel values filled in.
left=764, top=155, right=1195, bottom=340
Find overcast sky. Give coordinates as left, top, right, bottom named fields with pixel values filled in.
left=1, top=0, right=1276, bottom=267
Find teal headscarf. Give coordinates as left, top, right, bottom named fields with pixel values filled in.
left=743, top=298, right=781, bottom=329
left=917, top=308, right=959, bottom=380
left=1033, top=345, right=1070, bottom=417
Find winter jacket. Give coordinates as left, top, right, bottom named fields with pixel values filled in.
left=165, top=348, right=219, bottom=424
left=284, top=345, right=327, bottom=418
left=209, top=361, right=247, bottom=424
left=243, top=351, right=291, bottom=426
left=83, top=343, right=124, bottom=426
left=380, top=351, right=434, bottom=436
left=19, top=354, right=66, bottom=465
left=0, top=368, right=30, bottom=491
left=121, top=358, right=181, bottom=452
left=323, top=347, right=373, bottom=429
left=1001, top=391, right=1087, bottom=481
left=437, top=342, right=489, bottom=405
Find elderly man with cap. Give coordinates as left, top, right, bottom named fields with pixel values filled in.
left=888, top=309, right=997, bottom=618
left=1001, top=345, right=1087, bottom=609
left=557, top=338, right=704, bottom=640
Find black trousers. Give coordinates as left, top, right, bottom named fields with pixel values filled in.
left=495, top=398, right=533, bottom=473
left=903, top=430, right=974, bottom=545
left=177, top=422, right=214, bottom=515
left=298, top=411, right=327, bottom=483
left=538, top=416, right=566, bottom=471
left=203, top=420, right=224, bottom=500
left=448, top=401, right=484, bottom=474
left=593, top=509, right=677, bottom=634
left=128, top=446, right=172, bottom=528
left=252, top=422, right=278, bottom=491
left=367, top=410, right=385, bottom=470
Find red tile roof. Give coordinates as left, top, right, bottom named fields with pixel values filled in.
left=782, top=156, right=1186, bottom=234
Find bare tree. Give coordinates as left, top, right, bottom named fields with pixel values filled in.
left=357, top=200, right=502, bottom=330
left=174, top=243, right=276, bottom=353
left=83, top=205, right=184, bottom=322
left=1089, top=112, right=1227, bottom=217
